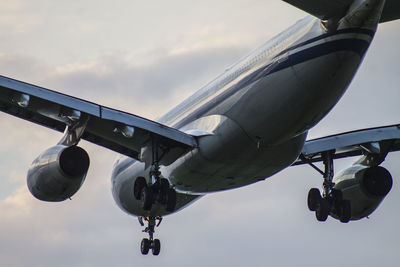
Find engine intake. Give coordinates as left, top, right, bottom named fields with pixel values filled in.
left=361, top=166, right=392, bottom=197
left=27, top=145, right=90, bottom=201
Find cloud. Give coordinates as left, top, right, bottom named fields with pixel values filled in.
left=0, top=2, right=399, bottom=267
left=0, top=1, right=43, bottom=34
left=0, top=40, right=250, bottom=266
left=1, top=44, right=247, bottom=120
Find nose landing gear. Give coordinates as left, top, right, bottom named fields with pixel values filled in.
left=139, top=216, right=162, bottom=256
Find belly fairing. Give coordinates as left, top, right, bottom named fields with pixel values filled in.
left=163, top=115, right=307, bottom=193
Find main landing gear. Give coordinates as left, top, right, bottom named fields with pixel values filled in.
left=134, top=175, right=177, bottom=212
left=304, top=151, right=351, bottom=223
left=133, top=137, right=177, bottom=212
left=139, top=216, right=162, bottom=255
left=133, top=138, right=177, bottom=256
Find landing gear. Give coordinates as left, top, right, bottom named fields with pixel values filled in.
left=166, top=188, right=177, bottom=212
left=134, top=176, right=177, bottom=212
left=134, top=177, right=146, bottom=200
left=133, top=137, right=177, bottom=212
left=338, top=199, right=351, bottom=223
left=140, top=238, right=150, bottom=255
left=141, top=186, right=153, bottom=211
left=140, top=237, right=161, bottom=255
left=304, top=151, right=352, bottom=223
left=139, top=216, right=162, bottom=256
left=152, top=239, right=161, bottom=256
left=315, top=196, right=329, bottom=222
left=307, top=188, right=321, bottom=211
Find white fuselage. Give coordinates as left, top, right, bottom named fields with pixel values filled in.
left=112, top=0, right=383, bottom=217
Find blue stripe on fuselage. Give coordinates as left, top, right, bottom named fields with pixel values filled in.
left=276, top=28, right=374, bottom=58
left=112, top=30, right=374, bottom=177
left=172, top=32, right=372, bottom=129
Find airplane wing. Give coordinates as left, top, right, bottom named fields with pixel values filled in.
left=0, top=75, right=197, bottom=164
left=282, top=0, right=400, bottom=23
left=293, top=124, right=400, bottom=166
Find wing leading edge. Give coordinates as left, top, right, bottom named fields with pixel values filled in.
left=0, top=75, right=197, bottom=162
left=293, top=124, right=400, bottom=166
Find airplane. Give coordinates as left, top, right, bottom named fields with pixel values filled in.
left=0, top=0, right=399, bottom=256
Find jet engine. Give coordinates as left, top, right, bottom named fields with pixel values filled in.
left=332, top=164, right=392, bottom=221
left=27, top=145, right=90, bottom=201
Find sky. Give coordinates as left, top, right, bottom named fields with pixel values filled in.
left=0, top=0, right=399, bottom=266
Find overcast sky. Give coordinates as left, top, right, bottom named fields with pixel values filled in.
left=0, top=1, right=399, bottom=266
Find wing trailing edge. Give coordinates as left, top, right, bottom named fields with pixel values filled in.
left=282, top=0, right=400, bottom=23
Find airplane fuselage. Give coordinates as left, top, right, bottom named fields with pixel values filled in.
left=112, top=1, right=383, bottom=217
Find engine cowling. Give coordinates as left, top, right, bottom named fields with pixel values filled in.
left=27, top=145, right=90, bottom=201
left=333, top=164, right=392, bottom=221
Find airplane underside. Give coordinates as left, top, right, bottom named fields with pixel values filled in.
left=111, top=33, right=374, bottom=257
left=110, top=1, right=388, bottom=255
left=112, top=43, right=370, bottom=216
left=1, top=0, right=398, bottom=257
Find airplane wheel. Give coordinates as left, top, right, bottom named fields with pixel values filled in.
left=152, top=239, right=161, bottom=256
left=141, top=187, right=153, bottom=211
left=316, top=198, right=329, bottom=222
left=134, top=177, right=147, bottom=200
left=166, top=188, right=177, bottom=212
left=307, top=188, right=321, bottom=211
left=141, top=238, right=150, bottom=255
left=159, top=178, right=170, bottom=204
left=331, top=189, right=343, bottom=202
left=339, top=200, right=351, bottom=223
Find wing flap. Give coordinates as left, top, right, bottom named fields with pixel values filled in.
left=0, top=75, right=197, bottom=162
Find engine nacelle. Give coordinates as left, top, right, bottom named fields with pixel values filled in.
left=333, top=164, right=392, bottom=221
left=27, top=145, right=90, bottom=201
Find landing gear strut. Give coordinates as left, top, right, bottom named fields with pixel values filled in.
left=304, top=150, right=351, bottom=223
left=139, top=216, right=162, bottom=256
left=133, top=137, right=177, bottom=212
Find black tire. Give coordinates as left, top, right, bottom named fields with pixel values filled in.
left=331, top=189, right=343, bottom=202
left=166, top=188, right=177, bottom=212
left=160, top=178, right=169, bottom=190
left=141, top=186, right=153, bottom=211
left=159, top=178, right=170, bottom=204
left=134, top=177, right=147, bottom=200
left=141, top=238, right=150, bottom=255
left=339, top=200, right=351, bottom=223
left=152, top=239, right=161, bottom=256
left=307, top=188, right=321, bottom=212
left=316, top=198, right=329, bottom=222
